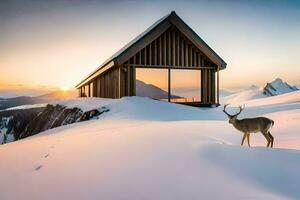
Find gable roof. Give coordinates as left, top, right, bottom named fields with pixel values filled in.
left=76, top=11, right=226, bottom=88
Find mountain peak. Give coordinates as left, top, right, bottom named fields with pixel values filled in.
left=272, top=78, right=283, bottom=84
left=248, top=85, right=259, bottom=90
left=263, top=78, right=298, bottom=96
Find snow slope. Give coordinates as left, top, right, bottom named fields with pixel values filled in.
left=221, top=87, right=266, bottom=104
left=0, top=95, right=300, bottom=200
left=222, top=78, right=299, bottom=104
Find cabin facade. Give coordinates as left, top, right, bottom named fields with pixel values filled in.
left=76, top=11, right=226, bottom=106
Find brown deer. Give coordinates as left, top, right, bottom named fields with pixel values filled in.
left=223, top=104, right=274, bottom=148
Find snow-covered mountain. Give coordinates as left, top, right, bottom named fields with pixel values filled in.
left=222, top=78, right=299, bottom=104
left=136, top=80, right=180, bottom=99
left=263, top=78, right=298, bottom=96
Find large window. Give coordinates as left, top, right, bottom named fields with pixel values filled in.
left=136, top=68, right=201, bottom=102
left=135, top=68, right=168, bottom=100
left=171, top=69, right=201, bottom=102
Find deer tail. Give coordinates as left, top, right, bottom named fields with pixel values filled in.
left=270, top=120, right=274, bottom=128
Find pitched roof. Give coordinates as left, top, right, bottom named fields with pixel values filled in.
left=76, top=11, right=226, bottom=88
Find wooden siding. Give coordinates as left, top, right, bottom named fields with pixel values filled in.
left=79, top=26, right=218, bottom=105
left=124, top=27, right=216, bottom=69
left=80, top=67, right=120, bottom=99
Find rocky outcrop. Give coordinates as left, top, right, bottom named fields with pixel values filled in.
left=0, top=104, right=109, bottom=144
left=0, top=107, right=44, bottom=143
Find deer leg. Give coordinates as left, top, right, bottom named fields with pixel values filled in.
left=262, top=132, right=271, bottom=147
left=246, top=133, right=250, bottom=147
left=241, top=133, right=247, bottom=146
left=268, top=131, right=274, bottom=148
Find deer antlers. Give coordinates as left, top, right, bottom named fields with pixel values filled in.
left=235, top=105, right=245, bottom=116
left=223, top=104, right=232, bottom=117
left=223, top=104, right=245, bottom=117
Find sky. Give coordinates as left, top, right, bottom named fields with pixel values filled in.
left=0, top=0, right=300, bottom=97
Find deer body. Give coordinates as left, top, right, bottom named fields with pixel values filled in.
left=223, top=105, right=274, bottom=148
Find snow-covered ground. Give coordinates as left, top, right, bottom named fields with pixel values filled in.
left=0, top=91, right=300, bottom=200
left=221, top=86, right=266, bottom=104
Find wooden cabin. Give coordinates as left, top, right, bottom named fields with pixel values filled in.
left=76, top=11, right=226, bottom=106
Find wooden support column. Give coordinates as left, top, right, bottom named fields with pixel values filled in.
left=177, top=35, right=180, bottom=66
left=118, top=67, right=121, bottom=98
left=200, top=69, right=202, bottom=102
left=168, top=68, right=171, bottom=102
left=132, top=66, right=136, bottom=96
left=168, top=31, right=171, bottom=65
left=154, top=39, right=157, bottom=65
left=185, top=42, right=188, bottom=66
left=172, top=31, right=176, bottom=66
left=159, top=37, right=162, bottom=65
left=164, top=32, right=167, bottom=65
left=217, top=66, right=220, bottom=105
left=144, top=47, right=147, bottom=65
left=139, top=51, right=142, bottom=64
left=149, top=43, right=152, bottom=66
left=127, top=66, right=131, bottom=95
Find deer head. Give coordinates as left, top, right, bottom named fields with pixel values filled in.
left=223, top=104, right=245, bottom=124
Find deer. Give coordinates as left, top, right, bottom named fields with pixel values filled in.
left=223, top=104, right=274, bottom=148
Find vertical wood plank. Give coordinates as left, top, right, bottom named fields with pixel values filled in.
left=127, top=66, right=131, bottom=95
left=211, top=69, right=216, bottom=104
left=189, top=46, right=192, bottom=67
left=144, top=47, right=147, bottom=65
left=168, top=31, right=171, bottom=65
left=202, top=59, right=206, bottom=103
left=168, top=68, right=171, bottom=102
left=177, top=35, right=180, bottom=66
left=154, top=39, right=157, bottom=65
left=217, top=66, right=220, bottom=105
left=149, top=43, right=152, bottom=66
left=181, top=39, right=184, bottom=66
left=159, top=36, right=162, bottom=65
left=193, top=49, right=196, bottom=67
left=132, top=67, right=136, bottom=95
left=185, top=42, right=188, bottom=66
left=172, top=31, right=175, bottom=66
left=208, top=68, right=211, bottom=103
left=164, top=32, right=167, bottom=65
left=118, top=68, right=121, bottom=98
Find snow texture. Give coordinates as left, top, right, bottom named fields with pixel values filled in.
left=0, top=91, right=300, bottom=199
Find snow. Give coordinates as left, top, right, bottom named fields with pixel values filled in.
left=245, top=90, right=300, bottom=107
left=4, top=103, right=47, bottom=111
left=221, top=87, right=266, bottom=104
left=51, top=97, right=115, bottom=112
left=0, top=92, right=300, bottom=199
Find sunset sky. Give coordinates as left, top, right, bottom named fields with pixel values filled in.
left=1, top=0, right=300, bottom=97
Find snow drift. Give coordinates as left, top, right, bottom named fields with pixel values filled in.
left=0, top=93, right=300, bottom=199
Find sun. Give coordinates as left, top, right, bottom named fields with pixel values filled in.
left=60, top=86, right=70, bottom=92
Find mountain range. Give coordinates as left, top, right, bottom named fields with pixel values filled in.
left=0, top=90, right=77, bottom=110
left=1, top=78, right=298, bottom=110
left=136, top=80, right=180, bottom=99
